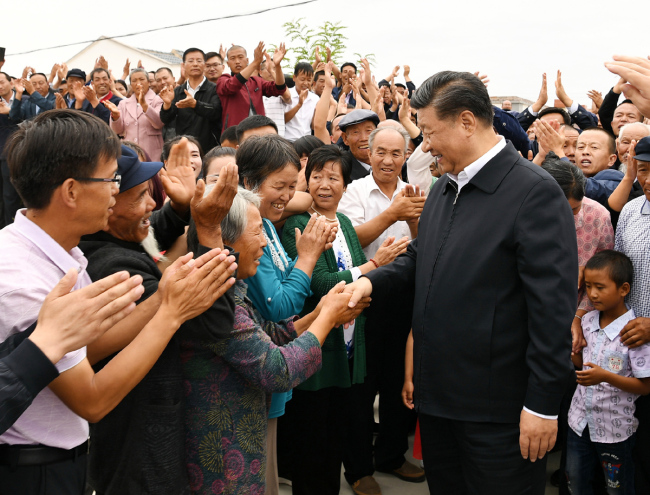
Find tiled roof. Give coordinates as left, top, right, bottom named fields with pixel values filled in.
left=139, top=49, right=183, bottom=65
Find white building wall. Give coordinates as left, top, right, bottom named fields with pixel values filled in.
left=65, top=38, right=181, bottom=82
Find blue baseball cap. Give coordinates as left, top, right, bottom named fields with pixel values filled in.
left=117, top=145, right=163, bottom=193
left=634, top=136, right=650, bottom=163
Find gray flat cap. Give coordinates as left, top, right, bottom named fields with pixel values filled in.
left=339, top=109, right=380, bottom=131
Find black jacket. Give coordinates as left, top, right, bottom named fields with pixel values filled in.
left=366, top=143, right=577, bottom=422
left=159, top=80, right=222, bottom=153
left=80, top=202, right=190, bottom=495
left=0, top=323, right=55, bottom=435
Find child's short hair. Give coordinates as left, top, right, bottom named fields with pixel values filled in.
left=294, top=62, right=314, bottom=77
left=585, top=250, right=634, bottom=288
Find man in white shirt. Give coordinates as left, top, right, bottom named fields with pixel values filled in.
left=339, top=126, right=427, bottom=494
left=339, top=127, right=425, bottom=259
left=284, top=62, right=319, bottom=142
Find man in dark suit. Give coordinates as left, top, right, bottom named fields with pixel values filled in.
left=345, top=71, right=578, bottom=494
left=9, top=72, right=55, bottom=122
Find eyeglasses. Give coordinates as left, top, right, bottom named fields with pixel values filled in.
left=74, top=174, right=121, bottom=188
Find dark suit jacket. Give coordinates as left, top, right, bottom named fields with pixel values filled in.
left=9, top=90, right=56, bottom=121
left=366, top=143, right=577, bottom=422
left=80, top=202, right=190, bottom=495
left=159, top=80, right=222, bottom=153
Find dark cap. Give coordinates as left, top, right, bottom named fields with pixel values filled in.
left=635, top=136, right=650, bottom=162
left=66, top=68, right=86, bottom=81
left=117, top=145, right=163, bottom=193
left=339, top=110, right=380, bottom=132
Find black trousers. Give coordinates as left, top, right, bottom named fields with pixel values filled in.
left=418, top=414, right=547, bottom=495
left=342, top=305, right=414, bottom=485
left=634, top=394, right=650, bottom=493
left=0, top=453, right=87, bottom=495
left=278, top=386, right=351, bottom=495
left=1, top=157, right=22, bottom=227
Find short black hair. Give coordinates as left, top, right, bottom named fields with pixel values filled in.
left=538, top=107, right=571, bottom=126
left=220, top=125, right=238, bottom=145
left=341, top=62, right=357, bottom=73
left=29, top=72, right=48, bottom=81
left=183, top=48, right=206, bottom=62
left=580, top=127, right=617, bottom=155
left=236, top=115, right=278, bottom=143
left=395, top=83, right=406, bottom=90
left=0, top=72, right=10, bottom=83
left=305, top=145, right=352, bottom=187
left=378, top=81, right=390, bottom=88
left=236, top=134, right=300, bottom=191
left=313, top=70, right=325, bottom=82
left=410, top=71, right=494, bottom=127
left=202, top=146, right=236, bottom=177
left=205, top=52, right=223, bottom=63
left=541, top=151, right=585, bottom=201
left=161, top=134, right=203, bottom=162
left=615, top=100, right=644, bottom=121
left=294, top=62, right=314, bottom=77
left=6, top=109, right=121, bottom=209
left=116, top=79, right=127, bottom=90
left=293, top=135, right=324, bottom=158
left=89, top=68, right=110, bottom=81
left=155, top=67, right=173, bottom=77
left=585, top=250, right=634, bottom=288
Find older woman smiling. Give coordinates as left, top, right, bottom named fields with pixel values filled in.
left=280, top=145, right=408, bottom=494
left=181, top=185, right=369, bottom=494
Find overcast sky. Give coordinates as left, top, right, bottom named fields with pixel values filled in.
left=3, top=0, right=646, bottom=106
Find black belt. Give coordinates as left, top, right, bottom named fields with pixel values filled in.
left=0, top=440, right=88, bottom=467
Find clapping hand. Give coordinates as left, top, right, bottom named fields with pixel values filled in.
left=253, top=41, right=265, bottom=68
left=159, top=85, right=175, bottom=107
left=22, top=78, right=35, bottom=95
left=83, top=84, right=99, bottom=106
left=102, top=99, right=121, bottom=120
left=295, top=214, right=332, bottom=264
left=555, top=70, right=573, bottom=107
left=373, top=236, right=410, bottom=267
left=159, top=137, right=197, bottom=214
left=55, top=92, right=66, bottom=109
left=0, top=101, right=10, bottom=115
left=273, top=42, right=287, bottom=67
left=175, top=90, right=197, bottom=109
left=191, top=163, right=239, bottom=249
left=605, top=55, right=650, bottom=117
left=587, top=90, right=603, bottom=112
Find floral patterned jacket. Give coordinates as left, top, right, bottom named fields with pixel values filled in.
left=180, top=281, right=322, bottom=494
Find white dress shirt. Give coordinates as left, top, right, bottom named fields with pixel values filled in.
left=283, top=87, right=319, bottom=142
left=338, top=173, right=411, bottom=260
left=186, top=77, right=206, bottom=98
left=448, top=136, right=506, bottom=193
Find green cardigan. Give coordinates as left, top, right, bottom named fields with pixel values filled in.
left=281, top=212, right=367, bottom=391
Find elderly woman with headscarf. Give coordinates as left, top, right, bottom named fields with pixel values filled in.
left=180, top=183, right=370, bottom=495
left=79, top=139, right=237, bottom=495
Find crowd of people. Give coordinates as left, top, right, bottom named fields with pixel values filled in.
left=1, top=41, right=650, bottom=495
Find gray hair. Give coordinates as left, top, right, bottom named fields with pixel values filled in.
left=216, top=187, right=261, bottom=245
left=129, top=68, right=148, bottom=83
left=368, top=126, right=411, bottom=154
left=619, top=122, right=650, bottom=139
